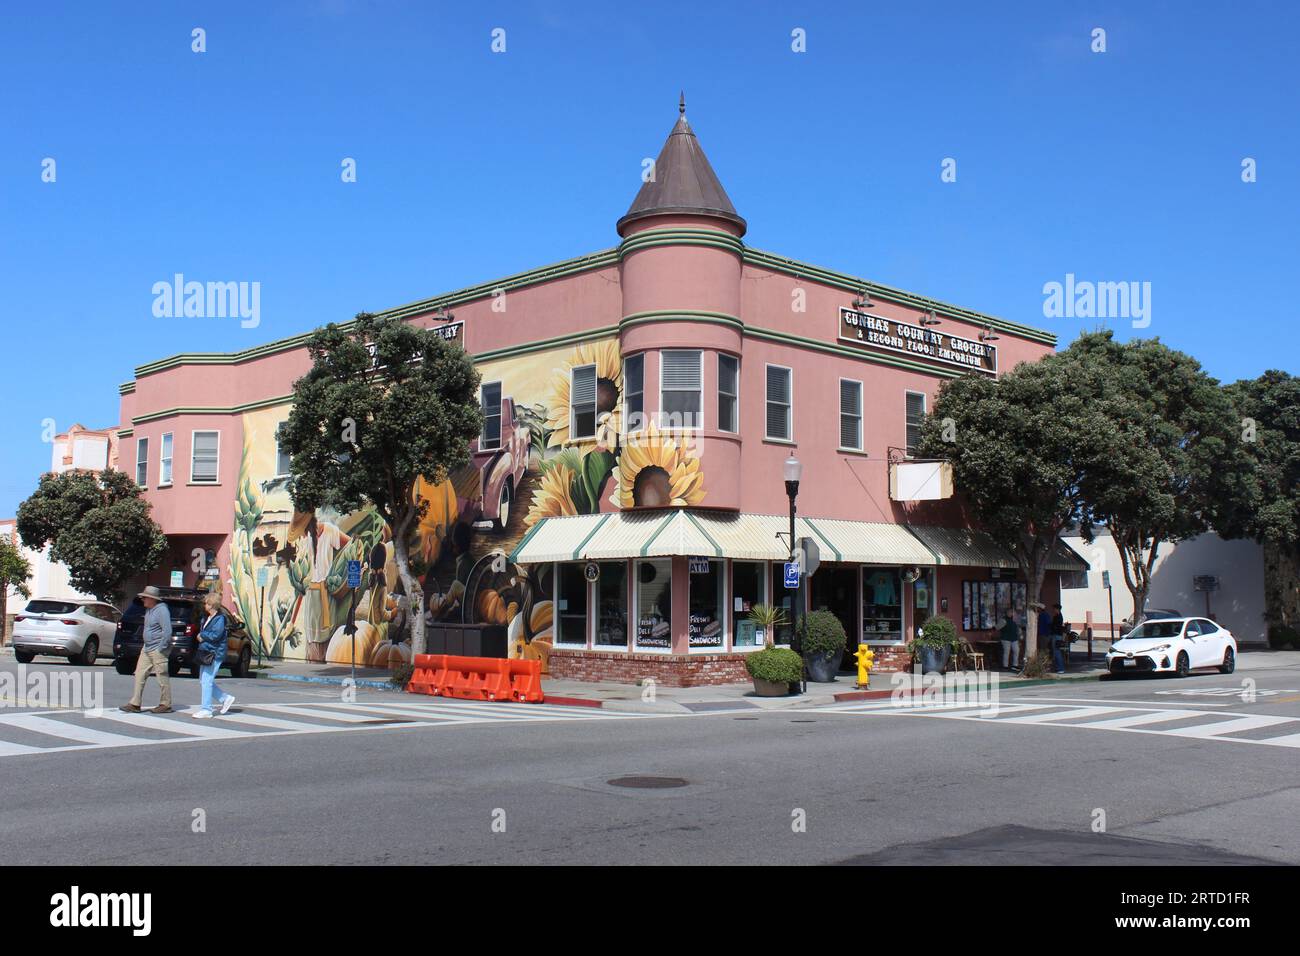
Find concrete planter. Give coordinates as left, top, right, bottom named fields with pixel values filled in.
left=751, top=677, right=790, bottom=697
left=804, top=648, right=844, bottom=683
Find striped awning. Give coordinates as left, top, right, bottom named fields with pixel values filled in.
left=905, top=525, right=1089, bottom=572
left=511, top=511, right=935, bottom=566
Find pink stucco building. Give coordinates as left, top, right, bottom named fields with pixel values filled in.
left=116, top=105, right=1084, bottom=684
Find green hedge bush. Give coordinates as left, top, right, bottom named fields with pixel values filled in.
left=744, top=647, right=804, bottom=684
left=799, top=609, right=848, bottom=658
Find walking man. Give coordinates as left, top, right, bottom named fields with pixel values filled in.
left=120, top=586, right=173, bottom=714
left=998, top=612, right=1020, bottom=671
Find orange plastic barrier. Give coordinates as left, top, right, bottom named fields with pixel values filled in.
left=405, top=654, right=544, bottom=703
left=407, top=654, right=446, bottom=696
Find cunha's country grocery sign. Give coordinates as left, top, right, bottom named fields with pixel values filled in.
left=838, top=307, right=997, bottom=374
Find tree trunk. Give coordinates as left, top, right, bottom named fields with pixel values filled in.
left=1024, top=557, right=1048, bottom=660
left=0, top=588, right=7, bottom=646
left=390, top=521, right=426, bottom=656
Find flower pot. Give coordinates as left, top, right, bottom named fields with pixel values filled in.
left=916, top=645, right=950, bottom=674
left=752, top=677, right=790, bottom=697
left=804, top=648, right=844, bottom=683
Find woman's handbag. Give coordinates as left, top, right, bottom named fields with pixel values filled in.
left=196, top=647, right=216, bottom=667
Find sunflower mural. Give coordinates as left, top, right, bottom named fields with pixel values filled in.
left=546, top=340, right=623, bottom=450
left=610, top=420, right=706, bottom=509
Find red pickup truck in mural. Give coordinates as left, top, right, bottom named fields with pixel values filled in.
left=467, top=396, right=530, bottom=532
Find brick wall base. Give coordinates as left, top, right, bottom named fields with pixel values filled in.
left=549, top=649, right=752, bottom=687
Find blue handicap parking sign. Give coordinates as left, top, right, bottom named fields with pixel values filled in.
left=346, top=560, right=362, bottom=589
left=783, top=562, right=800, bottom=589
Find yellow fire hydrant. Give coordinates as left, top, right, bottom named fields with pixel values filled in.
left=854, top=643, right=875, bottom=689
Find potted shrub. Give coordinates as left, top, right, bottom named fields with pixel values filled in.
left=907, top=615, right=958, bottom=674
left=798, top=609, right=849, bottom=682
left=747, top=603, right=787, bottom=648
left=744, top=646, right=804, bottom=697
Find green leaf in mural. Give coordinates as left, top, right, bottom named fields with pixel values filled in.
left=569, top=473, right=592, bottom=515
left=581, top=450, right=616, bottom=513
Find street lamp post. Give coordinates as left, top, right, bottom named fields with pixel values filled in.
left=783, top=454, right=802, bottom=658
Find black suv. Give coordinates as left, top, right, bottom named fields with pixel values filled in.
left=112, top=587, right=253, bottom=678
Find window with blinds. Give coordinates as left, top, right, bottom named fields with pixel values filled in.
left=160, top=432, right=174, bottom=485
left=840, top=379, right=862, bottom=450
left=481, top=382, right=502, bottom=449
left=659, top=350, right=702, bottom=429
left=765, top=365, right=792, bottom=440
left=191, top=431, right=220, bottom=483
left=624, top=354, right=644, bottom=432
left=570, top=364, right=597, bottom=439
left=905, top=391, right=927, bottom=456
left=135, top=437, right=149, bottom=487
left=718, top=354, right=738, bottom=432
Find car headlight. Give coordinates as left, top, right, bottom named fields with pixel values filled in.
left=1152, top=644, right=1171, bottom=652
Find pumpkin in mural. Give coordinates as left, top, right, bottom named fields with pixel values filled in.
left=475, top=588, right=516, bottom=626
left=508, top=599, right=554, bottom=673
left=369, top=633, right=412, bottom=670
left=325, top=622, right=381, bottom=665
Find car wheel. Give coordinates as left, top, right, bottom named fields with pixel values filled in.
left=13, top=649, right=35, bottom=664
left=114, top=658, right=134, bottom=676
left=231, top=647, right=251, bottom=678
left=167, top=658, right=183, bottom=678
left=494, top=478, right=513, bottom=532
left=77, top=637, right=98, bottom=667
left=1219, top=647, right=1235, bottom=675
left=1175, top=651, right=1190, bottom=678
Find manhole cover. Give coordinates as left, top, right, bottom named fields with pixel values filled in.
left=606, top=775, right=689, bottom=789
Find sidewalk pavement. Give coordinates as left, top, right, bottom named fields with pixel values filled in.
left=247, top=650, right=1122, bottom=714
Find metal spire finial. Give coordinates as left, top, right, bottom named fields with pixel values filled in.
left=679, top=90, right=685, bottom=116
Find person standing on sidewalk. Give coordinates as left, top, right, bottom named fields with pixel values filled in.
left=120, top=586, right=173, bottom=714
left=193, top=591, right=235, bottom=719
left=998, top=612, right=1021, bottom=671
left=1051, top=603, right=1067, bottom=674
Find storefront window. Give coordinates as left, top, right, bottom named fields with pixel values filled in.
left=688, top=559, right=725, bottom=650
left=732, top=561, right=766, bottom=647
left=770, top=563, right=795, bottom=645
left=595, top=561, right=627, bottom=648
left=635, top=559, right=672, bottom=651
left=555, top=563, right=588, bottom=646
left=862, top=567, right=903, bottom=642
left=962, top=579, right=1026, bottom=632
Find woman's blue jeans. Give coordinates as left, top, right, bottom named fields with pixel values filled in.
left=199, top=656, right=231, bottom=711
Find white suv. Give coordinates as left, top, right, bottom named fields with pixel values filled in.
left=1106, top=617, right=1237, bottom=678
left=10, top=599, right=121, bottom=666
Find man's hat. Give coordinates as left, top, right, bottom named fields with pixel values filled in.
left=138, top=585, right=166, bottom=601
left=287, top=510, right=314, bottom=543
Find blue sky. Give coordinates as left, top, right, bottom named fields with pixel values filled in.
left=1, top=1, right=1296, bottom=516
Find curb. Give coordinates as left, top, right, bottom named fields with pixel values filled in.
left=541, top=695, right=605, bottom=709
left=259, top=672, right=400, bottom=692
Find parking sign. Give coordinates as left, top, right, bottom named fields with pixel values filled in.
left=783, top=562, right=800, bottom=590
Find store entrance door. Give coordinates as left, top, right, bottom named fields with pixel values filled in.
left=809, top=566, right=858, bottom=672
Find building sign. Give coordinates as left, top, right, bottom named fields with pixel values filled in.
left=688, top=557, right=711, bottom=574
left=839, top=307, right=997, bottom=375
left=365, top=321, right=464, bottom=369
left=1193, top=575, right=1220, bottom=592
left=584, top=561, right=600, bottom=582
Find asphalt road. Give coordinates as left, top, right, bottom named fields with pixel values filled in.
left=1, top=651, right=1297, bottom=865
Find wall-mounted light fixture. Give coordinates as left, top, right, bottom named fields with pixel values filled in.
left=979, top=326, right=1000, bottom=342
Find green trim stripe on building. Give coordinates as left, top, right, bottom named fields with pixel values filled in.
left=508, top=519, right=548, bottom=564
left=684, top=512, right=724, bottom=558
left=639, top=512, right=677, bottom=557
left=801, top=518, right=842, bottom=562
left=745, top=326, right=964, bottom=379
left=618, top=227, right=746, bottom=259
left=619, top=310, right=744, bottom=334
left=572, top=513, right=612, bottom=560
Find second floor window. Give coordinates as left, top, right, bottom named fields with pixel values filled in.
left=135, top=437, right=149, bottom=487
left=905, top=391, right=927, bottom=456
left=718, top=354, right=739, bottom=433
left=623, top=354, right=644, bottom=432
left=481, top=382, right=502, bottom=450
left=160, top=433, right=174, bottom=484
left=765, top=365, right=792, bottom=441
left=274, top=429, right=292, bottom=477
left=191, top=431, right=220, bottom=484
left=660, top=349, right=702, bottom=429
left=840, top=380, right=863, bottom=450
left=570, top=364, right=597, bottom=440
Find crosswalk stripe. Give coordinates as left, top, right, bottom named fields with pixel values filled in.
left=1252, top=733, right=1300, bottom=748
left=314, top=701, right=527, bottom=722
left=94, top=710, right=250, bottom=739
left=0, top=739, right=48, bottom=756
left=215, top=712, right=346, bottom=732
left=1160, top=715, right=1296, bottom=739
left=249, top=704, right=401, bottom=724
left=1, top=713, right=149, bottom=747
left=995, top=706, right=1119, bottom=723
left=1079, top=709, right=1226, bottom=729
left=329, top=700, right=613, bottom=721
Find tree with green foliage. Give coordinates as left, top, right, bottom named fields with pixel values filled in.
left=1221, top=370, right=1300, bottom=629
left=917, top=350, right=1116, bottom=657
left=1067, top=331, right=1251, bottom=621
left=0, top=536, right=33, bottom=642
left=15, top=469, right=167, bottom=601
left=276, top=313, right=483, bottom=655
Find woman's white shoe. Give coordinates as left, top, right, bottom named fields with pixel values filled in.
left=219, top=695, right=236, bottom=715
left=192, top=710, right=214, bottom=719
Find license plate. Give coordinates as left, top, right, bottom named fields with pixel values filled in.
left=1123, top=659, right=1136, bottom=667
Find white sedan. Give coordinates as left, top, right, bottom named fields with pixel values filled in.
left=1106, top=617, right=1237, bottom=678
left=10, top=599, right=121, bottom=666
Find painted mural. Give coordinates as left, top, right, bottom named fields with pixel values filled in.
left=226, top=335, right=706, bottom=666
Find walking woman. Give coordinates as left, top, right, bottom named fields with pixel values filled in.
left=193, top=592, right=236, bottom=719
